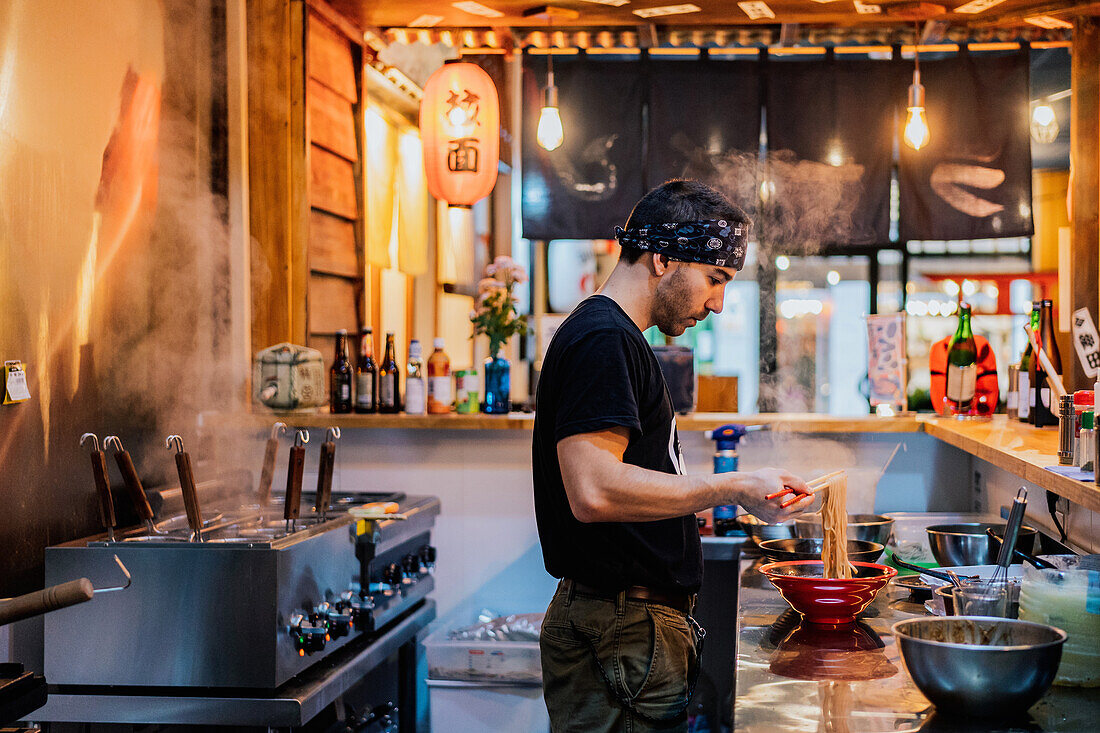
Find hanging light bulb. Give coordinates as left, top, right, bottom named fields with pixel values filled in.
left=904, top=67, right=930, bottom=151
left=537, top=50, right=563, bottom=151
left=1030, top=102, right=1059, bottom=144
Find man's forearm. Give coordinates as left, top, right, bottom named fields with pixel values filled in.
left=567, top=459, right=746, bottom=522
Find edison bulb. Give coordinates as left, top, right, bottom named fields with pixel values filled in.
left=537, top=106, right=563, bottom=151
left=904, top=107, right=930, bottom=150
left=1030, top=103, right=1059, bottom=144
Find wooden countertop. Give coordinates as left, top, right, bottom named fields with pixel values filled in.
left=230, top=410, right=1098, bottom=513
left=920, top=415, right=1100, bottom=513
left=240, top=410, right=923, bottom=433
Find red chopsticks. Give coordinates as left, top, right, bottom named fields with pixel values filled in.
left=766, top=469, right=846, bottom=508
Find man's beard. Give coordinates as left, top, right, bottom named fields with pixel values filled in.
left=652, top=267, right=696, bottom=337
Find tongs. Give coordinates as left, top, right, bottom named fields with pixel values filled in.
left=890, top=555, right=979, bottom=586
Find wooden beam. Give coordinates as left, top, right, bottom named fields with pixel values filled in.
left=1070, top=16, right=1100, bottom=390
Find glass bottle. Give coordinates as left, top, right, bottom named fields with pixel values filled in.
left=405, top=339, right=426, bottom=415
left=379, top=332, right=401, bottom=414
left=427, top=338, right=453, bottom=414
left=944, top=303, right=978, bottom=416
left=329, top=329, right=353, bottom=414
left=355, top=327, right=377, bottom=414
left=1031, top=299, right=1062, bottom=428
left=1018, top=303, right=1040, bottom=422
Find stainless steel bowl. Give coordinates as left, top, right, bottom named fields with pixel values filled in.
left=926, top=523, right=1037, bottom=566
left=794, top=513, right=895, bottom=545
left=758, top=538, right=885, bottom=564
left=892, top=617, right=1065, bottom=717
left=736, top=514, right=797, bottom=546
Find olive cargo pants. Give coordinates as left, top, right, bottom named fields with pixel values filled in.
left=540, top=580, right=705, bottom=732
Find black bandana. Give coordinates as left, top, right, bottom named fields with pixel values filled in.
left=614, top=219, right=749, bottom=270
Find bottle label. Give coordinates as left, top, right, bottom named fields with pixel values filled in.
left=1041, top=388, right=1051, bottom=410
left=381, top=375, right=395, bottom=406
left=339, top=383, right=350, bottom=401
left=428, top=376, right=452, bottom=406
left=406, top=377, right=426, bottom=414
left=946, top=364, right=976, bottom=402
left=357, top=374, right=374, bottom=408
left=1018, top=372, right=1031, bottom=418
left=1006, top=389, right=1018, bottom=410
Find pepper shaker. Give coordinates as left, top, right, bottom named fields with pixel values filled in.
left=1059, top=394, right=1076, bottom=466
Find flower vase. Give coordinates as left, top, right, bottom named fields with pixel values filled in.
left=482, top=348, right=511, bottom=414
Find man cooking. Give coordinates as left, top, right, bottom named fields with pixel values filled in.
left=532, top=179, right=814, bottom=732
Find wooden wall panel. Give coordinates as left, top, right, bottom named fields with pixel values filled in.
left=308, top=15, right=356, bottom=102
left=310, top=209, right=358, bottom=277
left=308, top=78, right=357, bottom=161
left=1071, top=17, right=1099, bottom=391
left=308, top=273, right=360, bottom=334
left=248, top=0, right=308, bottom=351
left=311, top=145, right=358, bottom=219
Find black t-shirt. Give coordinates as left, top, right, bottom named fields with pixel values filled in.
left=532, top=295, right=703, bottom=594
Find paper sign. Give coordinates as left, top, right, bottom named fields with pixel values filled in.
left=1071, top=307, right=1100, bottom=379
left=854, top=1, right=882, bottom=12
left=737, top=2, right=775, bottom=20
left=867, top=314, right=907, bottom=408
left=4, top=361, right=31, bottom=404
left=633, top=4, right=701, bottom=18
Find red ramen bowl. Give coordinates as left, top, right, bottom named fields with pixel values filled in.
left=760, top=560, right=897, bottom=626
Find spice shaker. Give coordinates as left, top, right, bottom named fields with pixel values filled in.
left=1059, top=394, right=1076, bottom=465
left=1077, top=411, right=1094, bottom=472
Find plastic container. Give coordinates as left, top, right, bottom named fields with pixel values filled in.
left=427, top=680, right=548, bottom=733
left=1018, top=557, right=1100, bottom=687
left=423, top=626, right=541, bottom=683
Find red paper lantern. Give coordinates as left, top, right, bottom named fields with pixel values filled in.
left=420, top=62, right=500, bottom=208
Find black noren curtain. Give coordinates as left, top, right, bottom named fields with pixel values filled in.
left=648, top=57, right=762, bottom=217
left=521, top=54, right=644, bottom=241
left=899, top=50, right=1034, bottom=242
left=766, top=57, right=905, bottom=248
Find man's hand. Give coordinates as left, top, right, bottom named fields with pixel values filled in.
left=733, top=467, right=812, bottom=524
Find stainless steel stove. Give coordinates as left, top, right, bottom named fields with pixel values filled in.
left=35, top=488, right=439, bottom=728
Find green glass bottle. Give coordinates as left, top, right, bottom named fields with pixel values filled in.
left=944, top=303, right=978, bottom=416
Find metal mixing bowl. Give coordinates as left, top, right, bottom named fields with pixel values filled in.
left=794, top=513, right=895, bottom=545
left=926, top=523, right=1038, bottom=566
left=736, top=514, right=797, bottom=546
left=892, top=617, right=1065, bottom=717
left=758, top=538, right=885, bottom=564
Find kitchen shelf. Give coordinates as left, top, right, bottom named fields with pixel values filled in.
left=225, top=411, right=1099, bottom=513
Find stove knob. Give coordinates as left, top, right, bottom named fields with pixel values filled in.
left=289, top=613, right=327, bottom=656
left=381, top=562, right=404, bottom=588
left=419, top=544, right=437, bottom=574
left=402, top=553, right=422, bottom=579
left=335, top=592, right=374, bottom=633
left=326, top=610, right=352, bottom=639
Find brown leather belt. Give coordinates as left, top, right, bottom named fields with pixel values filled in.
left=565, top=579, right=695, bottom=614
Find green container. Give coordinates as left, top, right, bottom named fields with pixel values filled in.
left=455, top=369, right=479, bottom=414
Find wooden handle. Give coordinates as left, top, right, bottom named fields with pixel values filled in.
left=0, top=578, right=94, bottom=626
left=257, top=438, right=279, bottom=505
left=90, top=451, right=116, bottom=530
left=284, top=445, right=305, bottom=521
left=314, top=441, right=336, bottom=514
left=113, top=450, right=153, bottom=521
left=175, top=451, right=203, bottom=532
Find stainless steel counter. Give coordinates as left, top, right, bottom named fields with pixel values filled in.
left=732, top=526, right=1098, bottom=732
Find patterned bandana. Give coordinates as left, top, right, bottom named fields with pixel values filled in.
left=614, top=219, right=750, bottom=270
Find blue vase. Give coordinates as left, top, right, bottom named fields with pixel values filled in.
left=482, top=352, right=511, bottom=414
